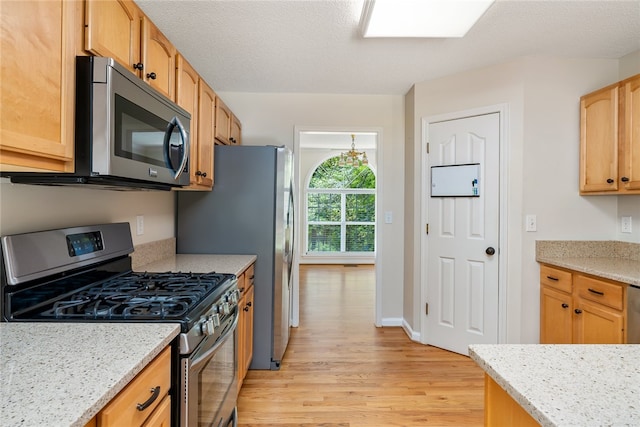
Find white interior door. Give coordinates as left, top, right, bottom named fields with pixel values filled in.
left=425, top=113, right=500, bottom=355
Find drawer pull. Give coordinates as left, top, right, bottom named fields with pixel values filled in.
left=588, top=288, right=604, bottom=296
left=136, top=386, right=160, bottom=411
left=575, top=309, right=583, bottom=314
left=561, top=303, right=569, bottom=308
left=239, top=287, right=245, bottom=293
left=546, top=276, right=559, bottom=281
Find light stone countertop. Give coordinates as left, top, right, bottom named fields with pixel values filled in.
left=137, top=254, right=257, bottom=277
left=469, top=344, right=640, bottom=427
left=0, top=322, right=180, bottom=427
left=536, top=256, right=640, bottom=285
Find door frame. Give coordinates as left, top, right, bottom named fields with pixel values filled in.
left=292, top=126, right=383, bottom=328
left=420, top=104, right=509, bottom=347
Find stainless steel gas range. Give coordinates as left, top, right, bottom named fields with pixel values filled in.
left=0, top=223, right=239, bottom=427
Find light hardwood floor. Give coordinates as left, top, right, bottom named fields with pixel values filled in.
left=237, top=265, right=484, bottom=426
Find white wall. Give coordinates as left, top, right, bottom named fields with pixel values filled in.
left=216, top=92, right=405, bottom=323
left=409, top=56, right=621, bottom=344
left=0, top=179, right=175, bottom=245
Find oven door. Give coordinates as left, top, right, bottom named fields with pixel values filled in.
left=181, top=309, right=239, bottom=427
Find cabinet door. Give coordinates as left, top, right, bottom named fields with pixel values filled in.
left=175, top=55, right=200, bottom=186
left=580, top=85, right=619, bottom=193
left=0, top=0, right=75, bottom=172
left=85, top=0, right=141, bottom=74
left=540, top=286, right=572, bottom=344
left=573, top=298, right=624, bottom=344
left=243, top=284, right=255, bottom=375
left=237, top=290, right=247, bottom=390
left=230, top=115, right=242, bottom=145
left=141, top=395, right=171, bottom=427
left=141, top=16, right=175, bottom=100
left=197, top=80, right=216, bottom=188
left=621, top=75, right=640, bottom=191
left=215, top=97, right=232, bottom=144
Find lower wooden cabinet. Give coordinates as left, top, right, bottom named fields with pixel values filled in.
left=86, top=346, right=172, bottom=427
left=540, top=264, right=627, bottom=344
left=484, top=375, right=539, bottom=427
left=237, top=263, right=255, bottom=392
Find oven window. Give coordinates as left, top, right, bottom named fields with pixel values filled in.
left=197, top=331, right=235, bottom=426
left=114, top=94, right=182, bottom=167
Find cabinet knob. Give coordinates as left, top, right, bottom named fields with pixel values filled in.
left=606, top=178, right=614, bottom=184
left=561, top=303, right=569, bottom=308
left=244, top=306, right=250, bottom=312
left=133, top=62, right=144, bottom=70
left=146, top=72, right=157, bottom=80
left=621, top=177, right=630, bottom=182
left=574, top=309, right=583, bottom=314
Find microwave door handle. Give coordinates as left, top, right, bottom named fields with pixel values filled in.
left=163, top=116, right=190, bottom=180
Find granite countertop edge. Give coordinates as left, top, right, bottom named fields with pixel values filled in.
left=536, top=255, right=640, bottom=286
left=137, top=253, right=257, bottom=276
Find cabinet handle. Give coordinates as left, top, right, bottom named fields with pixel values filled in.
left=561, top=303, right=569, bottom=308
left=607, top=178, right=614, bottom=184
left=546, top=276, right=559, bottom=281
left=574, top=309, right=583, bottom=314
left=133, top=62, right=144, bottom=70
left=147, top=72, right=157, bottom=80
left=238, top=287, right=245, bottom=293
left=588, top=288, right=604, bottom=296
left=244, top=305, right=250, bottom=312
left=621, top=177, right=630, bottom=182
left=136, top=386, right=161, bottom=411
left=195, top=171, right=208, bottom=178
left=247, top=301, right=252, bottom=307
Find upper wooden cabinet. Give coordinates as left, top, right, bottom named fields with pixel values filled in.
left=195, top=80, right=216, bottom=188
left=580, top=74, right=640, bottom=195
left=0, top=0, right=76, bottom=172
left=141, top=16, right=176, bottom=100
left=85, top=0, right=176, bottom=99
left=85, top=0, right=141, bottom=74
left=215, top=96, right=242, bottom=145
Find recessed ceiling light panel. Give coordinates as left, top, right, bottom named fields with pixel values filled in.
left=360, top=0, right=495, bottom=38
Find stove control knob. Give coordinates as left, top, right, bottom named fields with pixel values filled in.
left=211, top=313, right=221, bottom=328
left=229, top=291, right=239, bottom=304
left=200, top=317, right=215, bottom=336
left=219, top=302, right=230, bottom=315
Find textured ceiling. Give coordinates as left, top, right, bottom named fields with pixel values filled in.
left=136, top=0, right=640, bottom=95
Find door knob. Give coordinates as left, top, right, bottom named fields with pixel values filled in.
left=485, top=247, right=495, bottom=256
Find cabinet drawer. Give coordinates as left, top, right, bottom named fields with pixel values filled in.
left=245, top=264, right=255, bottom=289
left=575, top=274, right=624, bottom=311
left=540, top=265, right=572, bottom=293
left=98, top=346, right=171, bottom=426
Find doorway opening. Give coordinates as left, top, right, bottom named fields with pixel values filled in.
left=293, top=128, right=381, bottom=327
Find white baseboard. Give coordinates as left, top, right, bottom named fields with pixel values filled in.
left=380, top=317, right=403, bottom=327
left=402, top=319, right=421, bottom=342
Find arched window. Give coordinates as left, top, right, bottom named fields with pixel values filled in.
left=306, top=156, right=376, bottom=254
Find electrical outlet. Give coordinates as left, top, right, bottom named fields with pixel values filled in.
left=525, top=214, right=537, bottom=232
left=136, top=215, right=144, bottom=235
left=621, top=216, right=632, bottom=233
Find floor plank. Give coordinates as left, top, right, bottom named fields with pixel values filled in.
left=237, top=265, right=484, bottom=426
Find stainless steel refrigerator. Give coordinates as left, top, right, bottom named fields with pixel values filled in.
left=176, top=145, right=294, bottom=370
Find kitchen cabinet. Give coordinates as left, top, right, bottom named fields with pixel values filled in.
left=175, top=54, right=213, bottom=190
left=215, top=96, right=242, bottom=145
left=0, top=0, right=75, bottom=172
left=484, top=375, right=538, bottom=427
left=580, top=73, right=640, bottom=195
left=88, top=346, right=172, bottom=427
left=539, top=264, right=626, bottom=344
left=238, top=263, right=255, bottom=391
left=84, top=0, right=176, bottom=100
left=84, top=0, right=141, bottom=75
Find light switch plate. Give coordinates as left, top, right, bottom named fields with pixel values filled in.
left=136, top=215, right=144, bottom=235
left=384, top=211, right=393, bottom=224
left=525, top=214, right=537, bottom=232
left=621, top=216, right=632, bottom=233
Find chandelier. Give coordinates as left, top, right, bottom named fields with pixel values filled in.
left=338, top=134, right=368, bottom=167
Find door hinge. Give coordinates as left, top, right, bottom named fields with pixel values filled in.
left=425, top=302, right=429, bottom=315
left=425, top=223, right=429, bottom=234
left=426, top=143, right=430, bottom=154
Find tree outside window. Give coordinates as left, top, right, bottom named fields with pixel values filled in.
left=306, top=157, right=376, bottom=254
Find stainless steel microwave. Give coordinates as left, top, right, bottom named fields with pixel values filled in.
left=5, top=56, right=190, bottom=190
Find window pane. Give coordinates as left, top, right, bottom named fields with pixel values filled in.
left=308, top=225, right=341, bottom=252
left=309, top=156, right=376, bottom=189
left=346, top=225, right=375, bottom=252
left=345, top=194, right=375, bottom=222
left=307, top=193, right=341, bottom=221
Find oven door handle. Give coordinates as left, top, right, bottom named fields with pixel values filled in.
left=163, top=116, right=190, bottom=180
left=190, top=310, right=239, bottom=371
